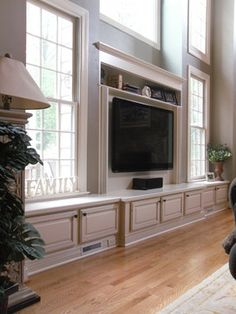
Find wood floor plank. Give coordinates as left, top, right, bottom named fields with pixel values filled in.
left=19, top=209, right=233, bottom=314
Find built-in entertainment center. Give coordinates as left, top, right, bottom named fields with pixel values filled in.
left=97, top=41, right=183, bottom=193
left=24, top=42, right=230, bottom=277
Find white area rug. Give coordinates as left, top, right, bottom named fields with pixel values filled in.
left=159, top=264, right=236, bottom=314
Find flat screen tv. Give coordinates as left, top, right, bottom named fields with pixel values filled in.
left=111, top=97, right=174, bottom=172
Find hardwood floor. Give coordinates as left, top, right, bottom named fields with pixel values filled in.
left=19, top=209, right=234, bottom=314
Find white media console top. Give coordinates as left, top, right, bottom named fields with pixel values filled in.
left=25, top=180, right=229, bottom=217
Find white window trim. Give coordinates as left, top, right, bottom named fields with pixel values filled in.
left=28, top=0, right=89, bottom=196
left=100, top=0, right=160, bottom=50
left=187, top=65, right=210, bottom=182
left=188, top=0, right=211, bottom=64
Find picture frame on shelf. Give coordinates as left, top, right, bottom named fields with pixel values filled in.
left=163, top=90, right=179, bottom=105
left=206, top=172, right=215, bottom=182
left=150, top=87, right=165, bottom=101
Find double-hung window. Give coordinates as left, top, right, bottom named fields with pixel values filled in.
left=100, top=0, right=160, bottom=49
left=25, top=0, right=88, bottom=200
left=188, top=66, right=210, bottom=181
left=188, top=0, right=211, bottom=63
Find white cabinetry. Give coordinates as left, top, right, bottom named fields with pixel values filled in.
left=25, top=198, right=120, bottom=276
left=25, top=210, right=78, bottom=275
left=161, top=193, right=183, bottom=222
left=27, top=210, right=78, bottom=254
left=25, top=181, right=229, bottom=275
left=80, top=204, right=119, bottom=242
left=130, top=193, right=183, bottom=232
left=130, top=198, right=160, bottom=231
left=202, top=184, right=228, bottom=213
left=202, top=187, right=215, bottom=209
left=216, top=184, right=228, bottom=204
left=185, top=190, right=202, bottom=215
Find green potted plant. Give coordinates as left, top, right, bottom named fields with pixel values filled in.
left=207, top=144, right=232, bottom=181
left=0, top=121, right=45, bottom=313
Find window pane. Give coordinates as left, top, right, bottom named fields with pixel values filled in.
left=42, top=40, right=57, bottom=70
left=190, top=127, right=206, bottom=177
left=43, top=131, right=58, bottom=159
left=58, top=73, right=72, bottom=101
left=189, top=0, right=208, bottom=54
left=190, top=77, right=204, bottom=127
left=61, top=104, right=74, bottom=131
left=58, top=17, right=73, bottom=48
left=27, top=35, right=40, bottom=66
left=42, top=68, right=57, bottom=98
left=60, top=133, right=74, bottom=159
left=27, top=2, right=40, bottom=36
left=43, top=103, right=58, bottom=130
left=42, top=9, right=57, bottom=42
left=100, top=0, right=159, bottom=45
left=58, top=46, right=73, bottom=75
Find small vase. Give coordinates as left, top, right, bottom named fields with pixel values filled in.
left=214, top=161, right=224, bottom=181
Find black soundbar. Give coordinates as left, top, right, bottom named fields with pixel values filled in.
left=132, top=177, right=163, bottom=190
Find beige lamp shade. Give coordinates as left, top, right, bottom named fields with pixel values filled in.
left=0, top=55, right=50, bottom=110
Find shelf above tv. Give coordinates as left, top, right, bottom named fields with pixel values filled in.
left=102, top=85, right=182, bottom=111
left=95, top=42, right=184, bottom=91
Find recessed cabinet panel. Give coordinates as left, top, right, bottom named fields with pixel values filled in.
left=216, top=185, right=228, bottom=204
left=80, top=204, right=118, bottom=243
left=161, top=193, right=183, bottom=222
left=202, top=187, right=215, bottom=208
left=27, top=211, right=78, bottom=254
left=185, top=190, right=202, bottom=215
left=131, top=198, right=160, bottom=231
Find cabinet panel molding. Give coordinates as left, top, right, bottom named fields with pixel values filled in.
left=161, top=193, right=183, bottom=222
left=185, top=190, right=202, bottom=215
left=216, top=184, right=228, bottom=204
left=202, top=187, right=215, bottom=208
left=27, top=211, right=78, bottom=254
left=80, top=204, right=118, bottom=242
left=131, top=198, right=160, bottom=231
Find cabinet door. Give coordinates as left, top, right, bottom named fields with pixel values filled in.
left=161, top=193, right=183, bottom=222
left=130, top=198, right=160, bottom=231
left=80, top=204, right=118, bottom=243
left=27, top=211, right=78, bottom=254
left=185, top=190, right=202, bottom=215
left=202, top=187, right=215, bottom=208
left=216, top=184, right=228, bottom=204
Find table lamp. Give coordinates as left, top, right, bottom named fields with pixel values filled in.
left=0, top=53, right=49, bottom=110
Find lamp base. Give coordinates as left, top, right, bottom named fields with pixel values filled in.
left=8, top=286, right=40, bottom=313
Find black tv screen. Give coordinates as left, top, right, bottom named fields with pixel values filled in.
left=111, top=97, right=174, bottom=172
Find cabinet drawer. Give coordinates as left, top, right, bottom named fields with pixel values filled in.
left=161, top=193, right=183, bottom=222
left=202, top=187, right=215, bottom=208
left=80, top=204, right=118, bottom=243
left=131, top=198, right=160, bottom=231
left=185, top=190, right=202, bottom=215
left=27, top=211, right=78, bottom=254
left=216, top=185, right=228, bottom=204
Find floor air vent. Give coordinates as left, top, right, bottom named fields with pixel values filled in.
left=82, top=242, right=102, bottom=253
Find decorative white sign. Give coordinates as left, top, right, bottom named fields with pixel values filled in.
left=25, top=176, right=78, bottom=198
